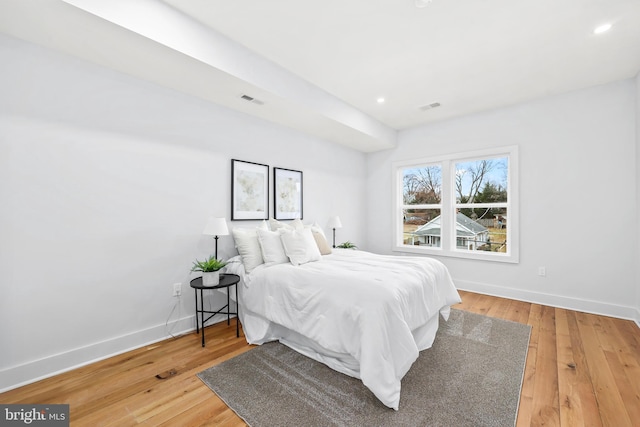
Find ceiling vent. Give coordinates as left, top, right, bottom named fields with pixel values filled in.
left=419, top=102, right=441, bottom=111
left=240, top=94, right=264, bottom=105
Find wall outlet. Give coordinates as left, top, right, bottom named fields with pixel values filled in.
left=173, top=283, right=182, bottom=297
left=538, top=267, right=546, bottom=277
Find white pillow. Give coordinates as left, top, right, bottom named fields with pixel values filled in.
left=291, top=218, right=304, bottom=230
left=312, top=230, right=332, bottom=255
left=271, top=219, right=328, bottom=253
left=309, top=222, right=326, bottom=238
left=257, top=229, right=289, bottom=266
left=280, top=228, right=322, bottom=266
left=269, top=218, right=293, bottom=232
left=231, top=228, right=264, bottom=273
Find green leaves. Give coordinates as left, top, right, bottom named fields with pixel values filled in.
left=191, top=255, right=227, bottom=272
left=337, top=241, right=357, bottom=249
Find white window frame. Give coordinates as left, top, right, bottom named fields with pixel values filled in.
left=392, top=145, right=519, bottom=263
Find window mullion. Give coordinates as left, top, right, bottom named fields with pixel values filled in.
left=441, top=159, right=453, bottom=252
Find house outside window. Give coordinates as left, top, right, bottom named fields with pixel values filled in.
left=392, top=146, right=519, bottom=263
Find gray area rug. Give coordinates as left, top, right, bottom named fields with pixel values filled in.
left=197, top=309, right=531, bottom=427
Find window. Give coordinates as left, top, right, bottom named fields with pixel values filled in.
left=392, top=146, right=518, bottom=263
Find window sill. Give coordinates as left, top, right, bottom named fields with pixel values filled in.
left=392, top=245, right=519, bottom=263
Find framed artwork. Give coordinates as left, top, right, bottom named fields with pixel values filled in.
left=274, top=167, right=303, bottom=220
left=231, top=159, right=269, bottom=220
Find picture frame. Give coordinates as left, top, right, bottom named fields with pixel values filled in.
left=231, top=159, right=269, bottom=220
left=274, top=167, right=303, bottom=220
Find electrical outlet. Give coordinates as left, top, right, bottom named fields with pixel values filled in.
left=173, top=283, right=182, bottom=297
left=538, top=267, right=546, bottom=277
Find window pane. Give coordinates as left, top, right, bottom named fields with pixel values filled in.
left=455, top=208, right=508, bottom=252
left=402, top=165, right=442, bottom=205
left=455, top=157, right=508, bottom=203
left=402, top=208, right=441, bottom=246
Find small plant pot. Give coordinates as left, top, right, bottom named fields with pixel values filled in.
left=202, top=271, right=220, bottom=287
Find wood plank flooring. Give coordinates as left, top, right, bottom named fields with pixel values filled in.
left=1, top=291, right=638, bottom=426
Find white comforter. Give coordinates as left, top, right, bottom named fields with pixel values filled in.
left=227, top=249, right=461, bottom=410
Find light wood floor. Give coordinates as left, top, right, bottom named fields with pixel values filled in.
left=1, top=291, right=639, bottom=426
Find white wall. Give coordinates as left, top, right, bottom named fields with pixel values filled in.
left=0, top=35, right=366, bottom=390
left=366, top=79, right=638, bottom=320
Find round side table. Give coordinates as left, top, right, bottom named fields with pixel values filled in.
left=189, top=273, right=240, bottom=347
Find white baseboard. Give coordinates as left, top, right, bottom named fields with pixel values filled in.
left=456, top=279, right=639, bottom=324
left=0, top=314, right=196, bottom=393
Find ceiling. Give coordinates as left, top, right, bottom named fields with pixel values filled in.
left=1, top=0, right=639, bottom=152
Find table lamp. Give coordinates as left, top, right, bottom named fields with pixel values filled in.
left=327, top=216, right=342, bottom=248
left=203, top=217, right=229, bottom=259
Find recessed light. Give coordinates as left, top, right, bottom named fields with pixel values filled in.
left=594, top=23, right=612, bottom=34
left=377, top=97, right=385, bottom=104
left=415, top=0, right=433, bottom=8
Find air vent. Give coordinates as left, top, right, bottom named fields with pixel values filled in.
left=240, top=94, right=265, bottom=105
left=419, top=102, right=441, bottom=111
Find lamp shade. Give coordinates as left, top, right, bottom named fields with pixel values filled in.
left=327, top=216, right=342, bottom=229
left=202, top=217, right=229, bottom=236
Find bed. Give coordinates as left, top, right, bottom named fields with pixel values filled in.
left=224, top=225, right=461, bottom=410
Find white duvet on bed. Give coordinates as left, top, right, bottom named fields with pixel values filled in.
left=226, top=249, right=461, bottom=410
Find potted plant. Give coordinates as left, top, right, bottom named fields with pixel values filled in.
left=191, top=255, right=227, bottom=287
left=337, top=241, right=357, bottom=249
